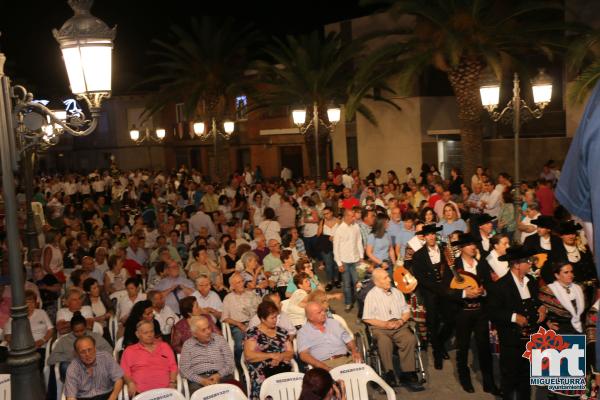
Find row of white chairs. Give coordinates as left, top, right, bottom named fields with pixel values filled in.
left=123, top=363, right=395, bottom=400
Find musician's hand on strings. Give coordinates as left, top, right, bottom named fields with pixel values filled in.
left=515, top=314, right=528, bottom=327
left=465, top=287, right=479, bottom=298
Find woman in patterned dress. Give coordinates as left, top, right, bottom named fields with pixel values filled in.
left=244, top=301, right=294, bottom=400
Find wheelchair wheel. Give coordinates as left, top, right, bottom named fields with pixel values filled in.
left=354, top=331, right=368, bottom=365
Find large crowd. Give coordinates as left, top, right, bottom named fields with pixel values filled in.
left=0, top=159, right=597, bottom=400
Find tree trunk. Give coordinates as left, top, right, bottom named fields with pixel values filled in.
left=447, top=57, right=485, bottom=179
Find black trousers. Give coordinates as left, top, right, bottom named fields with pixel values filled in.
left=455, top=308, right=494, bottom=384
left=499, top=341, right=531, bottom=400
left=423, top=293, right=455, bottom=356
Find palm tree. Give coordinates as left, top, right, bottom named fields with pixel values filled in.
left=369, top=0, right=563, bottom=177
left=141, top=17, right=262, bottom=179
left=567, top=28, right=600, bottom=104
left=253, top=31, right=402, bottom=177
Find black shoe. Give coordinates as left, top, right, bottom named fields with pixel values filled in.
left=325, top=283, right=333, bottom=292
left=442, top=351, right=450, bottom=360
left=434, top=356, right=443, bottom=370
left=459, top=376, right=475, bottom=393
left=384, top=370, right=399, bottom=388
left=483, top=384, right=502, bottom=396
left=399, top=373, right=425, bottom=392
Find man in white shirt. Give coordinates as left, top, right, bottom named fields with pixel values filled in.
left=479, top=180, right=502, bottom=218
left=518, top=203, right=541, bottom=244
left=147, top=290, right=178, bottom=338
left=280, top=166, right=292, bottom=181
left=363, top=269, right=424, bottom=391
left=333, top=209, right=364, bottom=311
left=192, top=276, right=223, bottom=322
left=189, top=208, right=217, bottom=238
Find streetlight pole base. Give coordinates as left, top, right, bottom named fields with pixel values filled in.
left=8, top=352, right=44, bottom=400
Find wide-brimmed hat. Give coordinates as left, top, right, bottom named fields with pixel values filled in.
left=472, top=213, right=496, bottom=226
left=557, top=220, right=583, bottom=235
left=415, top=224, right=442, bottom=236
left=531, top=215, right=556, bottom=230
left=451, top=232, right=482, bottom=247
left=498, top=245, right=538, bottom=262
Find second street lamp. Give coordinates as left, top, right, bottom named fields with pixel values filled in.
left=292, top=102, right=340, bottom=182
left=193, top=117, right=236, bottom=181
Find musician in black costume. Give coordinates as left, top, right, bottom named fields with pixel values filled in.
left=471, top=213, right=496, bottom=260
left=522, top=216, right=561, bottom=279
left=448, top=233, right=500, bottom=394
left=412, top=224, right=455, bottom=370
left=488, top=246, right=548, bottom=400
left=549, top=220, right=597, bottom=305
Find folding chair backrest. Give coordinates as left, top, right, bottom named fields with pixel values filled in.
left=190, top=384, right=247, bottom=400
left=259, top=372, right=304, bottom=400
left=221, top=322, right=234, bottom=353
left=114, top=336, right=124, bottom=362
left=331, top=314, right=354, bottom=339
left=43, top=338, right=53, bottom=386
left=133, top=388, right=186, bottom=400
left=330, top=363, right=395, bottom=400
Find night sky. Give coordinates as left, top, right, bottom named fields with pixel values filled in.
left=0, top=0, right=375, bottom=99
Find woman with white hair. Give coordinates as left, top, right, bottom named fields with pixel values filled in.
left=240, top=251, right=271, bottom=297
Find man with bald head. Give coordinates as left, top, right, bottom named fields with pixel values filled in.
left=363, top=268, right=424, bottom=392
left=297, top=302, right=361, bottom=370
left=179, top=316, right=236, bottom=394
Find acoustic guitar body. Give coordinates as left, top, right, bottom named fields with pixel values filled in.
left=450, top=272, right=480, bottom=290
left=393, top=265, right=418, bottom=293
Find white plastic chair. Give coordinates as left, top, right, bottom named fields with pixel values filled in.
left=259, top=372, right=304, bottom=400
left=132, top=388, right=186, bottom=400
left=113, top=336, right=124, bottom=362
left=331, top=314, right=354, bottom=339
left=42, top=338, right=53, bottom=387
left=0, top=374, right=10, bottom=400
left=190, top=384, right=247, bottom=400
left=330, top=363, right=395, bottom=400
left=108, top=314, right=118, bottom=343
left=241, top=354, right=300, bottom=395
left=221, top=322, right=235, bottom=353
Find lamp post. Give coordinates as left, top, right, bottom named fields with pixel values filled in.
left=0, top=1, right=115, bottom=398
left=479, top=70, right=552, bottom=184
left=291, top=102, right=340, bottom=182
left=192, top=117, right=235, bottom=181
left=129, top=125, right=165, bottom=170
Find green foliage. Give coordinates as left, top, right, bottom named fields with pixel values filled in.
left=253, top=31, right=402, bottom=126
left=567, top=28, right=600, bottom=104
left=140, top=17, right=262, bottom=121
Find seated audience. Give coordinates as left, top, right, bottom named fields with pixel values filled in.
left=171, top=296, right=220, bottom=353
left=154, top=260, right=195, bottom=314
left=147, top=290, right=178, bottom=340
left=192, top=275, right=223, bottom=322
left=123, top=300, right=161, bottom=348
left=56, top=287, right=94, bottom=335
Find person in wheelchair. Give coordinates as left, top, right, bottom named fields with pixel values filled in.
left=362, top=268, right=425, bottom=392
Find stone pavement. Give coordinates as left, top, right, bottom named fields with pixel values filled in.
left=323, top=278, right=550, bottom=400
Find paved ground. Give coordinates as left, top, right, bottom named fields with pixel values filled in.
left=323, top=277, right=551, bottom=400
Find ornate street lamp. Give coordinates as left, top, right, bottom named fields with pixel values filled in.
left=129, top=125, right=166, bottom=144
left=192, top=117, right=235, bottom=181
left=0, top=1, right=115, bottom=398
left=479, top=70, right=552, bottom=184
left=291, top=102, right=340, bottom=181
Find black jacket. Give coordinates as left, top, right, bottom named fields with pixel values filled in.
left=488, top=272, right=542, bottom=347
left=447, top=257, right=494, bottom=307
left=412, top=244, right=452, bottom=299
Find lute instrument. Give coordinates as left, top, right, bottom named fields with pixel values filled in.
left=444, top=243, right=480, bottom=290
left=393, top=263, right=418, bottom=293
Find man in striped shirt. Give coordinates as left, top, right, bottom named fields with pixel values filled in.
left=64, top=336, right=123, bottom=400
left=179, top=316, right=236, bottom=394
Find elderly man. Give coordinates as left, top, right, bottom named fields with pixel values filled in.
left=49, top=312, right=113, bottom=381
left=80, top=256, right=104, bottom=287
left=147, top=290, right=178, bottom=340
left=263, top=239, right=283, bottom=276
left=192, top=275, right=223, bottom=322
left=64, top=336, right=123, bottom=400
left=154, top=261, right=195, bottom=314
left=222, top=273, right=261, bottom=359
left=120, top=320, right=178, bottom=397
left=180, top=316, right=236, bottom=394
left=56, top=287, right=94, bottom=335
left=297, top=301, right=361, bottom=370
left=363, top=269, right=424, bottom=392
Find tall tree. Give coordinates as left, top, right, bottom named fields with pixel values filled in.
left=141, top=17, right=261, bottom=179
left=253, top=31, right=402, bottom=177
left=368, top=0, right=563, bottom=177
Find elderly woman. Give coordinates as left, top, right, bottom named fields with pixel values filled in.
left=270, top=250, right=296, bottom=300
left=104, top=254, right=129, bottom=295
left=187, top=245, right=222, bottom=285
left=83, top=277, right=113, bottom=340
left=240, top=251, right=271, bottom=297
left=170, top=296, right=220, bottom=353
left=539, top=261, right=586, bottom=334
left=286, top=258, right=323, bottom=297
left=244, top=301, right=294, bottom=400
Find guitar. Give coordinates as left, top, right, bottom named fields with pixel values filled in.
left=444, top=243, right=480, bottom=290
left=532, top=253, right=548, bottom=269
left=393, top=264, right=418, bottom=293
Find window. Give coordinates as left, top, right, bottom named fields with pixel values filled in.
left=175, top=103, right=186, bottom=123
left=236, top=95, right=248, bottom=120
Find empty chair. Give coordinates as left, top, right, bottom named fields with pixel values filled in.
left=132, top=388, right=186, bottom=400
left=190, top=384, right=247, bottom=400
left=259, top=372, right=304, bottom=400
left=330, top=363, right=396, bottom=400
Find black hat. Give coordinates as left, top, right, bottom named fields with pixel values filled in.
left=531, top=215, right=556, bottom=230
left=498, top=245, right=538, bottom=262
left=415, top=224, right=442, bottom=236
left=557, top=220, right=582, bottom=235
left=472, top=213, right=496, bottom=226
left=451, top=232, right=482, bottom=247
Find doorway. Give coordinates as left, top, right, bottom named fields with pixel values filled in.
left=279, top=146, right=303, bottom=179
left=237, top=148, right=251, bottom=173
left=437, top=139, right=462, bottom=179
